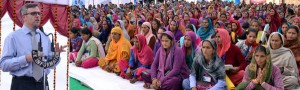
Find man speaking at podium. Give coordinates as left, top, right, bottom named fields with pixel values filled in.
left=0, top=3, right=66, bottom=90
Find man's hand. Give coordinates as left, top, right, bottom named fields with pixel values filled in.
left=55, top=43, right=67, bottom=53
left=26, top=51, right=43, bottom=62
left=26, top=54, right=33, bottom=62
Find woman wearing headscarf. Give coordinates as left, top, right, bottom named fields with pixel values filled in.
left=146, top=12, right=154, bottom=22
left=97, top=20, right=113, bottom=44
left=112, top=13, right=119, bottom=24
left=90, top=17, right=99, bottom=31
left=98, top=27, right=132, bottom=74
left=214, top=21, right=225, bottom=29
left=182, top=39, right=226, bottom=90
left=72, top=18, right=82, bottom=28
left=104, top=20, right=131, bottom=51
left=238, top=11, right=250, bottom=24
left=153, top=27, right=166, bottom=57
left=193, top=9, right=201, bottom=19
left=226, top=12, right=234, bottom=22
left=197, top=18, right=215, bottom=40
left=135, top=19, right=145, bottom=35
left=123, top=19, right=135, bottom=39
left=278, top=10, right=287, bottom=25
left=265, top=14, right=278, bottom=34
left=236, top=29, right=260, bottom=64
left=181, top=13, right=199, bottom=30
left=116, top=20, right=131, bottom=41
left=236, top=46, right=284, bottom=90
left=231, top=20, right=244, bottom=37
left=182, top=31, right=198, bottom=69
left=150, top=31, right=189, bottom=90
left=268, top=32, right=300, bottom=89
left=126, top=12, right=135, bottom=22
left=277, top=22, right=290, bottom=35
left=218, top=13, right=228, bottom=24
left=152, top=18, right=162, bottom=38
left=75, top=28, right=105, bottom=68
left=118, top=35, right=153, bottom=86
left=179, top=24, right=202, bottom=47
left=141, top=22, right=156, bottom=49
left=292, top=17, right=300, bottom=28
left=168, top=20, right=183, bottom=42
left=214, top=28, right=246, bottom=85
left=284, top=26, right=300, bottom=75
left=268, top=8, right=281, bottom=28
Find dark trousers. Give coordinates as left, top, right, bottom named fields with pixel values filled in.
left=11, top=76, right=48, bottom=90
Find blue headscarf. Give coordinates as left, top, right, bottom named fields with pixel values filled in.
left=197, top=18, right=214, bottom=40
left=277, top=22, right=290, bottom=34
left=98, top=19, right=113, bottom=43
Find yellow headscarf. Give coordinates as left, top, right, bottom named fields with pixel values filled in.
left=105, top=27, right=132, bottom=61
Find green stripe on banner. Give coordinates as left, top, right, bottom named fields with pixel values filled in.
left=70, top=77, right=93, bottom=90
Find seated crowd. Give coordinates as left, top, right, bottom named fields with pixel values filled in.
left=68, top=1, right=300, bottom=89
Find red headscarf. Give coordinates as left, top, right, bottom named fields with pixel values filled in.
left=216, top=28, right=231, bottom=57
left=231, top=20, right=243, bottom=36
left=265, top=14, right=278, bottom=34
left=72, top=18, right=81, bottom=28
left=270, top=8, right=281, bottom=28
left=131, top=34, right=154, bottom=65
left=245, top=36, right=260, bottom=60
left=146, top=12, right=154, bottom=22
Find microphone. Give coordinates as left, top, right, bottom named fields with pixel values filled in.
left=36, top=33, right=43, bottom=52
left=38, top=28, right=54, bottom=52
left=32, top=26, right=43, bottom=51
left=31, top=27, right=60, bottom=70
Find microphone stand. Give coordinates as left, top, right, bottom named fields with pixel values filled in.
left=34, top=32, right=59, bottom=90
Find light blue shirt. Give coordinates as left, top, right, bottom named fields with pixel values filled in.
left=0, top=25, right=60, bottom=77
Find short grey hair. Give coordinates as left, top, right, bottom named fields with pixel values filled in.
left=20, top=3, right=39, bottom=16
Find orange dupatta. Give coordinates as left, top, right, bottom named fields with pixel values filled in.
left=105, top=27, right=132, bottom=61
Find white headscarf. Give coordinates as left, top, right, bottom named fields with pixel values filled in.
left=117, top=20, right=130, bottom=40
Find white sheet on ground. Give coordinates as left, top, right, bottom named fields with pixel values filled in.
left=69, top=63, right=153, bottom=90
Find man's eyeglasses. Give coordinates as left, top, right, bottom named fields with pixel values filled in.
left=24, top=12, right=41, bottom=16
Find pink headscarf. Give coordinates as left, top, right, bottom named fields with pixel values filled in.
left=292, top=17, right=300, bottom=28
left=131, top=34, right=154, bottom=65
left=182, top=31, right=197, bottom=54
left=72, top=18, right=81, bottom=28
left=226, top=12, right=234, bottom=22
left=142, top=22, right=155, bottom=44
left=112, top=13, right=118, bottom=23
left=215, top=28, right=231, bottom=58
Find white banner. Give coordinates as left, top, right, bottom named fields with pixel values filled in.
left=25, top=0, right=69, bottom=5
